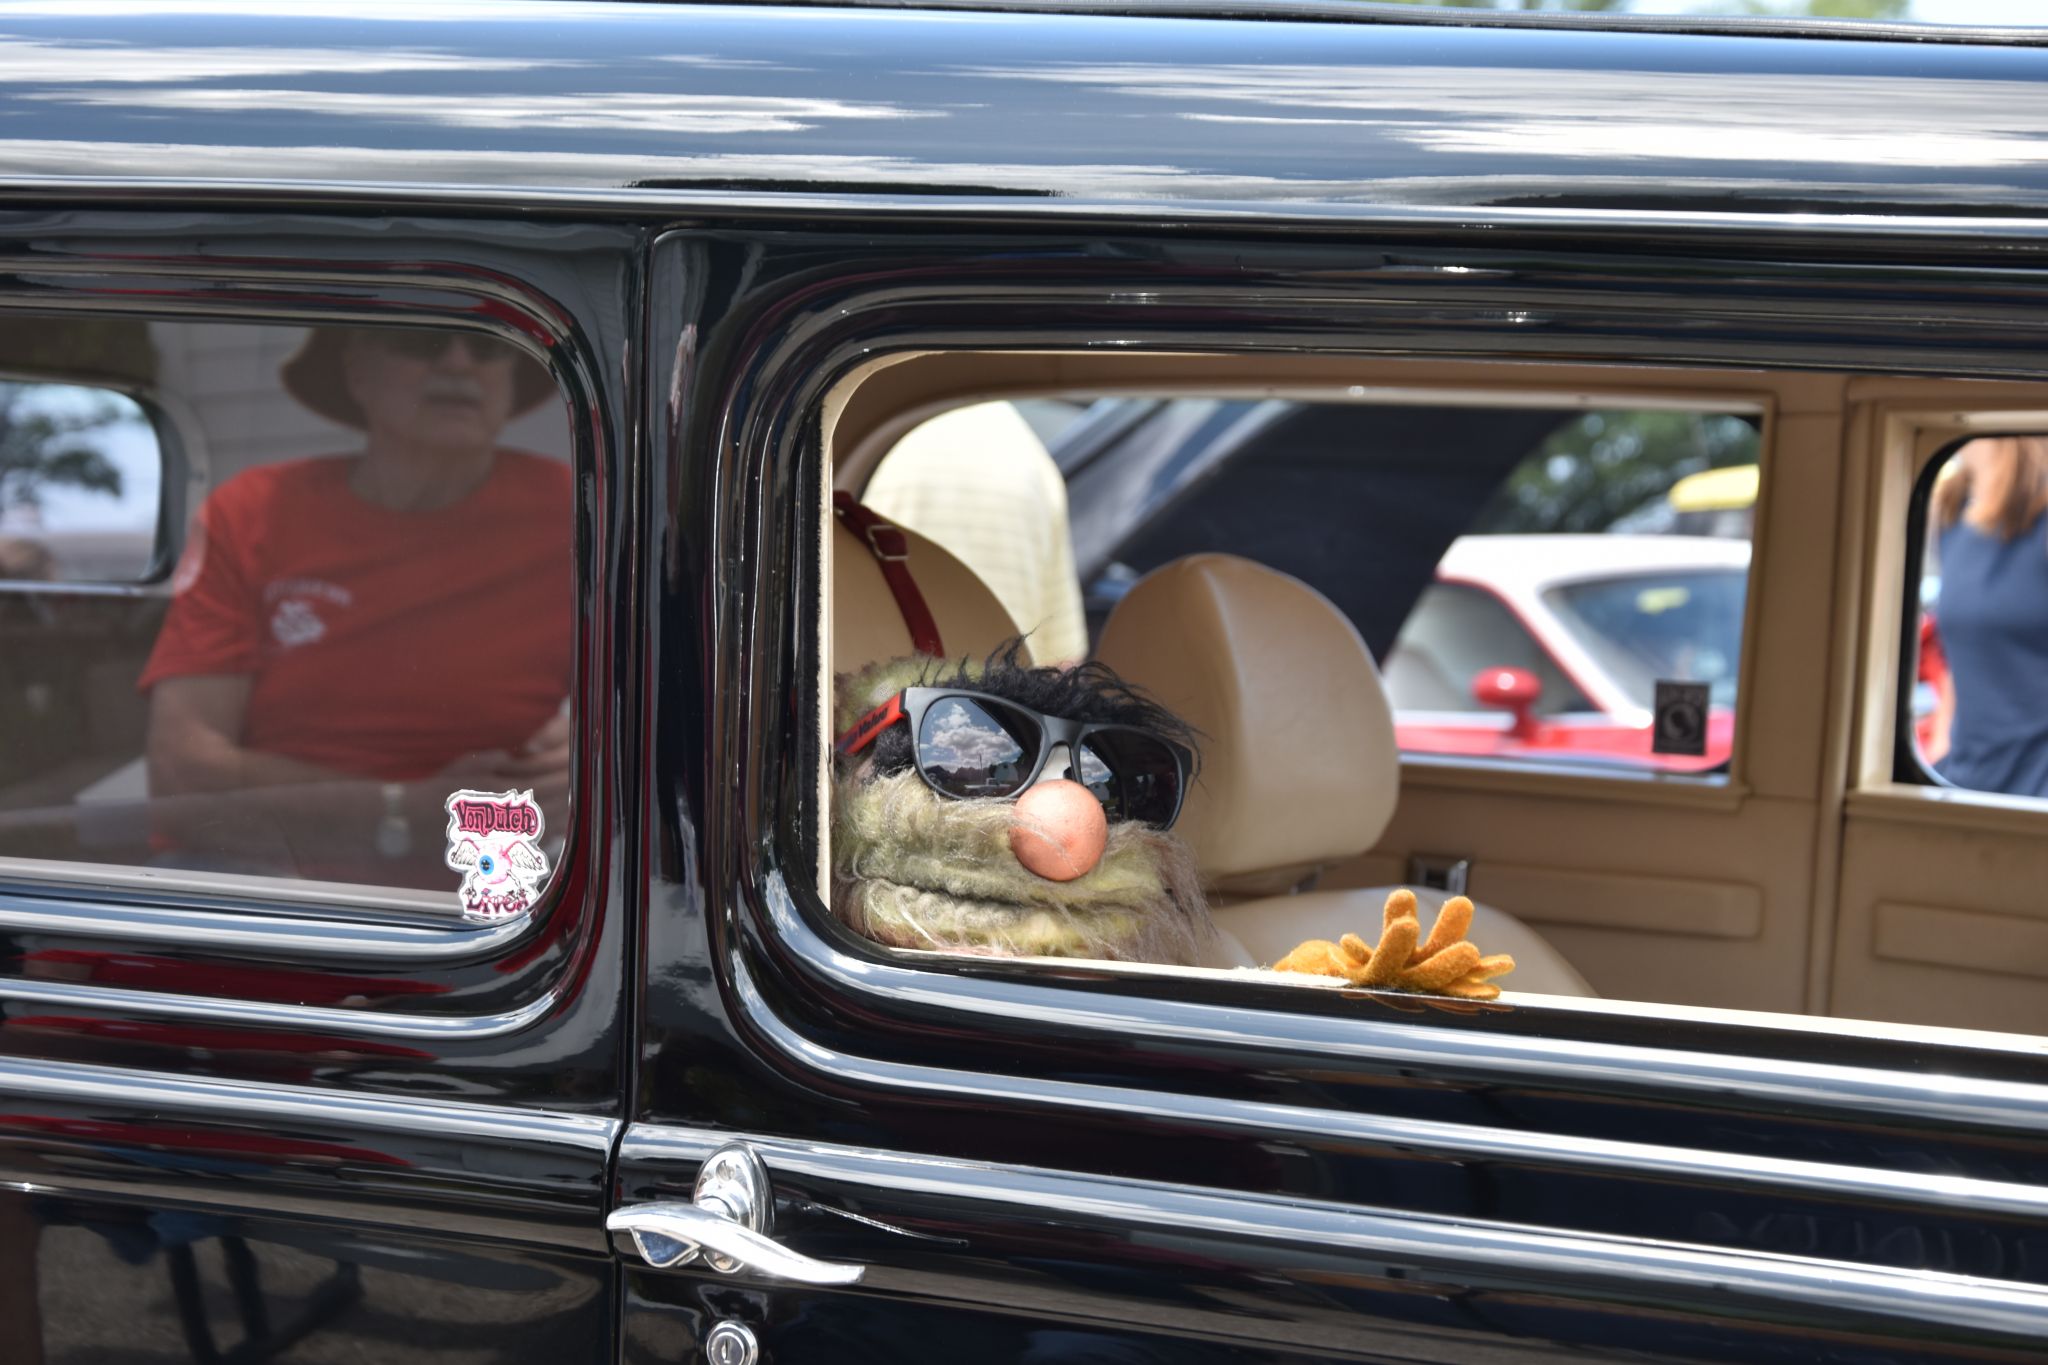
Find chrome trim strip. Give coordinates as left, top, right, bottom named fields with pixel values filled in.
left=730, top=964, right=2048, bottom=1224
left=0, top=893, right=524, bottom=960
left=10, top=179, right=2048, bottom=243
left=0, top=974, right=558, bottom=1041
left=0, top=1057, right=619, bottom=1248
left=762, top=879, right=2048, bottom=1134
left=622, top=1122, right=2048, bottom=1339
left=0, top=1054, right=618, bottom=1148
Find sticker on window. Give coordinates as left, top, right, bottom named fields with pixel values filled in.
left=444, top=788, right=549, bottom=921
left=1651, top=680, right=1710, bottom=758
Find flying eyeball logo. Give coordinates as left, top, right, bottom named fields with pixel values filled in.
left=444, top=788, right=549, bottom=921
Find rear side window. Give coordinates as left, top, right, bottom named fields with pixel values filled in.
left=1904, top=434, right=2048, bottom=801
left=1074, top=400, right=1759, bottom=777
left=0, top=315, right=574, bottom=915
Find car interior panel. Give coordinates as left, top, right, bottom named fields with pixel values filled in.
left=829, top=350, right=2048, bottom=1037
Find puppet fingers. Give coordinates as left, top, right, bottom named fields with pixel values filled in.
left=1441, top=977, right=1502, bottom=1001
left=1416, top=895, right=1475, bottom=963
left=1398, top=940, right=1480, bottom=992
left=1273, top=939, right=1353, bottom=978
left=1360, top=915, right=1419, bottom=986
left=1471, top=953, right=1517, bottom=981
left=1381, top=888, right=1419, bottom=938
left=1338, top=933, right=1375, bottom=969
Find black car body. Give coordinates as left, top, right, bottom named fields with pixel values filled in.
left=2, top=4, right=2047, bottom=1362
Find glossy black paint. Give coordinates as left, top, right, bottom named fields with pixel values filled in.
left=1, top=3, right=2047, bottom=228
left=631, top=224, right=2048, bottom=1360
left=0, top=3, right=2046, bottom=1362
left=0, top=212, right=645, bottom=1361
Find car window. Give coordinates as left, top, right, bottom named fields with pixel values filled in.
left=1905, top=434, right=2048, bottom=801
left=0, top=380, right=162, bottom=585
left=1069, top=399, right=1759, bottom=777
left=0, top=314, right=575, bottom=918
left=1545, top=570, right=1746, bottom=712
left=1383, top=583, right=1593, bottom=715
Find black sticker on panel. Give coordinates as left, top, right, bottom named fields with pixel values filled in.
left=1652, top=680, right=1711, bottom=757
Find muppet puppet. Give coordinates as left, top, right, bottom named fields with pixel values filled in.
left=833, top=642, right=1214, bottom=966
left=831, top=642, right=1516, bottom=999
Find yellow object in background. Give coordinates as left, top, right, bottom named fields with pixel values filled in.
left=865, top=402, right=1090, bottom=666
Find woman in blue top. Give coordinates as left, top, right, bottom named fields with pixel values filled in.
left=1930, top=436, right=2048, bottom=797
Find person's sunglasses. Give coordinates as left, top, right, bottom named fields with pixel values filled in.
left=837, top=686, right=1190, bottom=830
left=362, top=329, right=519, bottom=365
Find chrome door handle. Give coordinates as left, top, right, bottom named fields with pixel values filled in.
left=608, top=1144, right=865, bottom=1286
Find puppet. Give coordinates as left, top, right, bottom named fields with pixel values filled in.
left=832, top=643, right=1213, bottom=965
left=831, top=642, right=1516, bottom=999
left=1269, top=888, right=1515, bottom=1000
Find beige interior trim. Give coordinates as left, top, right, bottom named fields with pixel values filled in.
left=1875, top=902, right=2048, bottom=981
left=1846, top=397, right=2048, bottom=795
left=1804, top=392, right=1867, bottom=1015
left=828, top=350, right=1790, bottom=493
left=1400, top=756, right=1748, bottom=811
left=1466, top=863, right=1762, bottom=940
left=1846, top=785, right=2048, bottom=837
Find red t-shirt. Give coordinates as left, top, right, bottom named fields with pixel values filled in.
left=140, top=452, right=573, bottom=780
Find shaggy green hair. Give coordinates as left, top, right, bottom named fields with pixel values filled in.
left=832, top=769, right=1210, bottom=963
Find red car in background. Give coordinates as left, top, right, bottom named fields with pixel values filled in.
left=1384, top=534, right=1747, bottom=773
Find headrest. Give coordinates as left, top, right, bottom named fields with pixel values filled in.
left=1094, top=554, right=1397, bottom=891
left=832, top=518, right=1023, bottom=675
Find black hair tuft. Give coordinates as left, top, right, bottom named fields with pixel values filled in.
left=858, top=637, right=1199, bottom=780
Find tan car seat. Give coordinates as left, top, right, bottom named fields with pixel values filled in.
left=833, top=514, right=1024, bottom=674
left=1094, top=553, right=1593, bottom=996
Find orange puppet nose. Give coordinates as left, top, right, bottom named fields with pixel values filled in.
left=1008, top=779, right=1109, bottom=882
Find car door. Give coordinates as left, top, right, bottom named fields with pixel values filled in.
left=616, top=226, right=2048, bottom=1364
left=0, top=211, right=642, bottom=1362
left=1830, top=379, right=2048, bottom=1037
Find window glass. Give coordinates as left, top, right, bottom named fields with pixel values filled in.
left=1383, top=583, right=1593, bottom=716
left=0, top=316, right=574, bottom=916
left=1908, top=435, right=2048, bottom=801
left=1068, top=400, right=1759, bottom=775
left=0, top=381, right=161, bottom=584
left=865, top=401, right=1089, bottom=665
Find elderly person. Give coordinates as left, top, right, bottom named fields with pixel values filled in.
left=140, top=326, right=572, bottom=881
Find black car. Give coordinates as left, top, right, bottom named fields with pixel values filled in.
left=1, top=4, right=2047, bottom=1363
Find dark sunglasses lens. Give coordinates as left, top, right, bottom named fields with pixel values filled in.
left=377, top=330, right=516, bottom=364
left=1079, top=731, right=1184, bottom=828
left=916, top=697, right=1038, bottom=799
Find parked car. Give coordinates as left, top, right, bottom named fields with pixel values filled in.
left=1384, top=533, right=1747, bottom=771
left=1, top=5, right=2047, bottom=1365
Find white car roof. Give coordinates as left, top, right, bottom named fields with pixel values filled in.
left=1436, top=534, right=1751, bottom=594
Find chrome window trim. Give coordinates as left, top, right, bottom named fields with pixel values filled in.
left=729, top=956, right=2048, bottom=1222
left=761, top=874, right=2048, bottom=1136
left=0, top=886, right=527, bottom=957
left=0, top=1054, right=619, bottom=1249
left=620, top=1121, right=2048, bottom=1340
left=0, top=972, right=560, bottom=1041
left=17, top=182, right=2048, bottom=245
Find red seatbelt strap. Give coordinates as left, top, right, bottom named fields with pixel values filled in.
left=833, top=492, right=945, bottom=658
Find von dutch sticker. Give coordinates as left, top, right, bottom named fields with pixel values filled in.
left=444, top=788, right=549, bottom=922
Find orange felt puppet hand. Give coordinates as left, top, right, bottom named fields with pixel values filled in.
left=1271, top=889, right=1516, bottom=1000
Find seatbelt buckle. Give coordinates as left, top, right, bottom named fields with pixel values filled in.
left=865, top=524, right=910, bottom=562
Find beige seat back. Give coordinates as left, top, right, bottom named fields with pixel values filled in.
left=1094, top=553, right=1399, bottom=894
left=833, top=517, right=1023, bottom=674
left=1096, top=553, right=1593, bottom=996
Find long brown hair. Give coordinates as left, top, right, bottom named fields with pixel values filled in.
left=1934, top=436, right=2048, bottom=541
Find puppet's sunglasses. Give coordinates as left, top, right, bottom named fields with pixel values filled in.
left=836, top=687, right=1190, bottom=830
